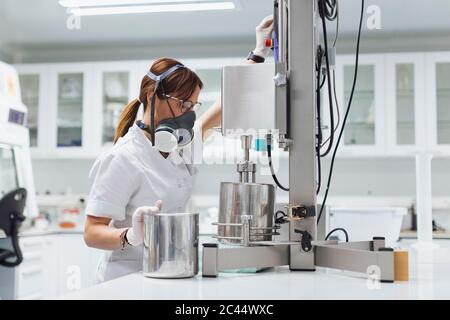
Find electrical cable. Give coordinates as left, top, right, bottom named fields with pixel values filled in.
left=315, top=47, right=325, bottom=194
left=332, top=70, right=341, bottom=131
left=320, top=0, right=340, bottom=149
left=319, top=73, right=327, bottom=89
left=325, top=227, right=349, bottom=242
left=318, top=0, right=337, bottom=158
left=267, top=136, right=289, bottom=192
left=321, top=70, right=341, bottom=148
left=319, top=0, right=338, bottom=21
left=317, top=0, right=365, bottom=225
left=275, top=210, right=288, bottom=224
left=316, top=143, right=322, bottom=194
left=332, top=0, right=339, bottom=48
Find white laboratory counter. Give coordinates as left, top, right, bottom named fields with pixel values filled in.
left=60, top=239, right=450, bottom=300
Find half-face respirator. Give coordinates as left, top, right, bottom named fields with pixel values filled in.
left=137, top=64, right=196, bottom=153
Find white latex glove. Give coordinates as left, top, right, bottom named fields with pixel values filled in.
left=126, top=200, right=163, bottom=246
left=253, top=15, right=274, bottom=59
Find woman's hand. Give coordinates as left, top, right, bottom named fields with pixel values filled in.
left=126, top=200, right=163, bottom=246
left=253, top=15, right=274, bottom=59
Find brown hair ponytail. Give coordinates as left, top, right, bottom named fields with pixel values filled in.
left=113, top=57, right=204, bottom=144
left=113, top=98, right=141, bottom=143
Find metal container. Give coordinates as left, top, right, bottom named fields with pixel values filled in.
left=218, top=182, right=275, bottom=244
left=143, top=212, right=199, bottom=278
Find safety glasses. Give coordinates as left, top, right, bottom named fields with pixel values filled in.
left=163, top=94, right=202, bottom=112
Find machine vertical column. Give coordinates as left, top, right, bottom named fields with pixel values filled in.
left=288, top=0, right=318, bottom=270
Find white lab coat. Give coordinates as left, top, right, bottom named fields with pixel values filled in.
left=85, top=123, right=197, bottom=283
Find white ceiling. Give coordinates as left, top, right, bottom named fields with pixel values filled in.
left=1, top=0, right=450, bottom=47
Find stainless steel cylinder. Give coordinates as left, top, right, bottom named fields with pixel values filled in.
left=143, top=212, right=199, bottom=278
left=218, top=182, right=275, bottom=243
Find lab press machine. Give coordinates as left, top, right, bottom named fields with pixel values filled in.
left=0, top=61, right=38, bottom=299
left=202, top=0, right=398, bottom=282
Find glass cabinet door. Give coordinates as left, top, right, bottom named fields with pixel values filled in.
left=19, top=75, right=40, bottom=147
left=57, top=73, right=83, bottom=147
left=395, top=64, right=415, bottom=145
left=343, top=65, right=376, bottom=146
left=102, top=72, right=129, bottom=144
left=436, top=63, right=450, bottom=145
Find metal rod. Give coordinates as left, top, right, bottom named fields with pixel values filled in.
left=250, top=226, right=281, bottom=231
left=212, top=235, right=243, bottom=241
left=241, top=215, right=252, bottom=247
left=250, top=232, right=281, bottom=237
left=212, top=222, right=243, bottom=227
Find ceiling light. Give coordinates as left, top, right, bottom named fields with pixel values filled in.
left=59, top=0, right=215, bottom=8
left=67, top=2, right=235, bottom=16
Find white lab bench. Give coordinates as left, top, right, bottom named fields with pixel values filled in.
left=59, top=239, right=450, bottom=300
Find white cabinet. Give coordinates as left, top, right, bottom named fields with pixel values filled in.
left=385, top=53, right=426, bottom=155
left=16, top=54, right=448, bottom=159
left=17, top=237, right=46, bottom=299
left=16, top=63, right=96, bottom=158
left=335, top=54, right=386, bottom=156
left=425, top=52, right=450, bottom=154
left=50, top=64, right=96, bottom=157
left=16, top=58, right=243, bottom=160
left=16, top=233, right=102, bottom=299
left=55, top=234, right=96, bottom=296
left=334, top=53, right=430, bottom=157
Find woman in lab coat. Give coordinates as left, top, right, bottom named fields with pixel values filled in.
left=84, top=16, right=274, bottom=282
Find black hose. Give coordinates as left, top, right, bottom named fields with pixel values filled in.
left=325, top=227, right=349, bottom=242
left=267, top=136, right=289, bottom=192
left=317, top=0, right=365, bottom=225
left=318, top=0, right=337, bottom=158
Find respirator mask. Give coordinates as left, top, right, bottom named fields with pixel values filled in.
left=137, top=64, right=196, bottom=153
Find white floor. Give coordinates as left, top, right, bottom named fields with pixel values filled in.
left=60, top=239, right=450, bottom=300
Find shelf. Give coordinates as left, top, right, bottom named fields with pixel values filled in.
left=344, top=89, right=374, bottom=95
left=58, top=98, right=83, bottom=105
left=400, top=230, right=450, bottom=239
left=396, top=122, right=415, bottom=128
left=104, top=97, right=128, bottom=104
left=345, top=122, right=375, bottom=127
left=396, top=89, right=414, bottom=95
left=396, top=94, right=415, bottom=98
left=22, top=98, right=39, bottom=104
left=57, top=123, right=82, bottom=129
left=437, top=122, right=450, bottom=128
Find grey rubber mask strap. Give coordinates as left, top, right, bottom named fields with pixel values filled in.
left=146, top=64, right=185, bottom=146
left=146, top=64, right=185, bottom=82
